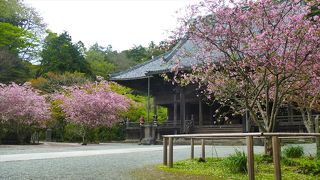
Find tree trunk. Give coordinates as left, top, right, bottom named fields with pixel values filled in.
left=81, top=126, right=87, bottom=145
left=264, top=136, right=273, bottom=156
left=301, top=110, right=315, bottom=133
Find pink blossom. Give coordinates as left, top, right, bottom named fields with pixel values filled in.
left=0, top=83, right=50, bottom=126
left=55, top=81, right=130, bottom=128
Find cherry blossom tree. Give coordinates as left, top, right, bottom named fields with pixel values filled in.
left=55, top=81, right=130, bottom=144
left=0, top=83, right=50, bottom=143
left=173, top=0, right=320, bottom=155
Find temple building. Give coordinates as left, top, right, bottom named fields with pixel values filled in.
left=110, top=38, right=306, bottom=141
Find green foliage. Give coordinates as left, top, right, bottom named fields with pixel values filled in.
left=0, top=22, right=34, bottom=53
left=283, top=146, right=304, bottom=158
left=223, top=150, right=247, bottom=173
left=85, top=43, right=115, bottom=78
left=256, top=154, right=273, bottom=164
left=31, top=71, right=90, bottom=93
left=39, top=31, right=91, bottom=76
left=0, top=0, right=45, bottom=61
left=125, top=41, right=173, bottom=63
left=281, top=156, right=299, bottom=166
left=109, top=82, right=167, bottom=123
left=107, top=51, right=137, bottom=72
left=96, top=124, right=125, bottom=142
left=125, top=45, right=149, bottom=62
left=158, top=156, right=320, bottom=180
left=0, top=119, right=36, bottom=144
left=60, top=123, right=125, bottom=143
left=296, top=159, right=320, bottom=176
left=0, top=48, right=34, bottom=83
left=47, top=99, right=67, bottom=141
left=281, top=156, right=320, bottom=176
left=63, top=123, right=82, bottom=142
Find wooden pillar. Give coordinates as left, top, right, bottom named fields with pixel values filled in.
left=201, top=139, right=205, bottom=160
left=246, top=136, right=254, bottom=180
left=173, top=94, right=178, bottom=125
left=180, top=89, right=186, bottom=132
left=199, top=100, right=203, bottom=126
left=153, top=97, right=157, bottom=117
left=191, top=138, right=194, bottom=159
left=163, top=137, right=168, bottom=165
left=168, top=137, right=173, bottom=168
left=272, top=136, right=281, bottom=180
left=147, top=77, right=151, bottom=122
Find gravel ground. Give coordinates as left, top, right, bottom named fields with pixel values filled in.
left=0, top=142, right=316, bottom=180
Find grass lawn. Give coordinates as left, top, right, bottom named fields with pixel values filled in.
left=154, top=155, right=320, bottom=180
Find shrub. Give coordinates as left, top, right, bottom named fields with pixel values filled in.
left=281, top=156, right=298, bottom=166
left=256, top=154, right=273, bottom=164
left=223, top=150, right=247, bottom=173
left=296, top=160, right=320, bottom=176
left=282, top=146, right=304, bottom=158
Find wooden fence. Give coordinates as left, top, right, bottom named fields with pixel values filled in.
left=162, top=132, right=320, bottom=180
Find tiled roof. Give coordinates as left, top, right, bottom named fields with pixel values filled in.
left=109, top=38, right=203, bottom=81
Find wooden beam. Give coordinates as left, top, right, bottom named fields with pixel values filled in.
left=272, top=136, right=281, bottom=180
left=246, top=135, right=254, bottom=180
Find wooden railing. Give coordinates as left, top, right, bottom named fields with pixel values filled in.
left=162, top=133, right=320, bottom=180
left=125, top=121, right=181, bottom=129
left=277, top=115, right=319, bottom=126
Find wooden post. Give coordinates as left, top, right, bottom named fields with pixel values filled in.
left=201, top=139, right=205, bottom=160
left=315, top=115, right=320, bottom=157
left=246, top=135, right=254, bottom=180
left=199, top=100, right=203, bottom=126
left=272, top=136, right=281, bottom=180
left=163, top=137, right=168, bottom=165
left=191, top=138, right=194, bottom=159
left=168, top=137, right=173, bottom=168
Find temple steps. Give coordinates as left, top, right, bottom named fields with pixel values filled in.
left=191, top=124, right=243, bottom=134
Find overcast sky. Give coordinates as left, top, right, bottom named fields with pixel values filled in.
left=25, top=0, right=200, bottom=51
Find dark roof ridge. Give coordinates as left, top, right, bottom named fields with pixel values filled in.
left=109, top=37, right=189, bottom=79
left=109, top=54, right=163, bottom=79
left=163, top=36, right=189, bottom=62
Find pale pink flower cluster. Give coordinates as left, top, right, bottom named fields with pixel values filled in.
left=55, top=81, right=130, bottom=128
left=175, top=0, right=320, bottom=102
left=0, top=83, right=50, bottom=126
left=172, top=0, right=320, bottom=132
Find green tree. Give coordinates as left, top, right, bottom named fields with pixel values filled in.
left=0, top=48, right=33, bottom=83
left=125, top=41, right=174, bottom=63
left=85, top=43, right=115, bottom=79
left=125, top=45, right=149, bottom=62
left=109, top=82, right=167, bottom=123
left=0, top=22, right=34, bottom=53
left=38, top=31, right=91, bottom=76
left=31, top=71, right=90, bottom=94
left=0, top=0, right=45, bottom=61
